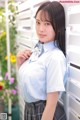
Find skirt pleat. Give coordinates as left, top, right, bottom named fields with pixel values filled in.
left=24, top=100, right=67, bottom=120
left=24, top=100, right=46, bottom=120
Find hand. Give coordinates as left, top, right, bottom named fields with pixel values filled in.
left=16, top=49, right=32, bottom=68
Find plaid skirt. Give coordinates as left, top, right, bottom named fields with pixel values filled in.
left=24, top=100, right=66, bottom=120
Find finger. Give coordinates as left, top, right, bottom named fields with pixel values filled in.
left=26, top=52, right=32, bottom=57
left=17, top=50, right=32, bottom=62
left=23, top=51, right=32, bottom=58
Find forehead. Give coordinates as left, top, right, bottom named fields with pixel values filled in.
left=36, top=10, right=50, bottom=21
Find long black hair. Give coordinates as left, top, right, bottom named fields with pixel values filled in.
left=35, top=1, right=66, bottom=56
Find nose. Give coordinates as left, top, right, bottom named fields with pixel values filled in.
left=39, top=24, right=45, bottom=32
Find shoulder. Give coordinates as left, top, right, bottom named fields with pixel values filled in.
left=50, top=48, right=66, bottom=62
left=45, top=48, right=66, bottom=67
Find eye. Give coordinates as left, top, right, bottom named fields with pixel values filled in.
left=36, top=21, right=40, bottom=25
left=45, top=22, right=51, bottom=25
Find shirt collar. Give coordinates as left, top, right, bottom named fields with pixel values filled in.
left=43, top=41, right=57, bottom=52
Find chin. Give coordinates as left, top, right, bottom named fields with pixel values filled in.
left=39, top=39, right=46, bottom=43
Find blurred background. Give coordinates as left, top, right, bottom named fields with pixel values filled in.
left=0, top=0, right=80, bottom=120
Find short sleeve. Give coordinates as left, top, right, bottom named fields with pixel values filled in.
left=46, top=52, right=66, bottom=93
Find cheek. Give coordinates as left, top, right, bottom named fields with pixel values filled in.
left=48, top=29, right=55, bottom=35
left=49, top=30, right=55, bottom=39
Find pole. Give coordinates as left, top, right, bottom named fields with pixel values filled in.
left=5, top=0, right=11, bottom=80
left=5, top=0, right=12, bottom=120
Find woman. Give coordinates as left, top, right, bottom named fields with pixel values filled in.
left=17, top=1, right=67, bottom=120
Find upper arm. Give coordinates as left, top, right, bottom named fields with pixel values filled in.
left=45, top=92, right=59, bottom=116
left=46, top=51, right=66, bottom=93
left=46, top=92, right=59, bottom=106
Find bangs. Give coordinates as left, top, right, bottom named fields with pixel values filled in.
left=38, top=10, right=51, bottom=22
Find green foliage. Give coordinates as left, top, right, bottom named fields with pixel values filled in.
left=0, top=0, right=17, bottom=76
left=0, top=0, right=18, bottom=106
left=0, top=8, right=5, bottom=31
left=10, top=25, right=17, bottom=54
left=0, top=32, right=7, bottom=76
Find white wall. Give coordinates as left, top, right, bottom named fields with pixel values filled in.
left=66, top=4, right=80, bottom=120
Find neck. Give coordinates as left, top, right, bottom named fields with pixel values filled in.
left=39, top=41, right=44, bottom=44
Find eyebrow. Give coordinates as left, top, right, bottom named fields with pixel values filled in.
left=36, top=19, right=40, bottom=21
left=36, top=19, right=51, bottom=22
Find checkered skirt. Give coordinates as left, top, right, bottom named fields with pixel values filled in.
left=24, top=100, right=66, bottom=120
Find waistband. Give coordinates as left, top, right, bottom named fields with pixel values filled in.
left=25, top=100, right=46, bottom=107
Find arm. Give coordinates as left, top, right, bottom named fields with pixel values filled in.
left=41, top=53, right=66, bottom=120
left=41, top=92, right=59, bottom=120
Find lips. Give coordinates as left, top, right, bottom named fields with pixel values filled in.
left=39, top=34, right=46, bottom=38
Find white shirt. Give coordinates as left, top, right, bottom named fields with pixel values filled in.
left=18, top=41, right=66, bottom=103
